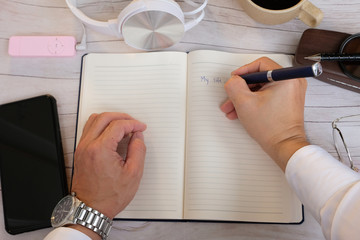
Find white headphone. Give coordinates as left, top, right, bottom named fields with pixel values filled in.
left=65, top=0, right=208, bottom=50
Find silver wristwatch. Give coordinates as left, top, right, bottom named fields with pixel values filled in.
left=51, top=192, right=112, bottom=240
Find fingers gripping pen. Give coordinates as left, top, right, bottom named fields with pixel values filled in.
left=240, top=62, right=322, bottom=84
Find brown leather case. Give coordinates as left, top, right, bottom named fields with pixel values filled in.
left=295, top=29, right=360, bottom=93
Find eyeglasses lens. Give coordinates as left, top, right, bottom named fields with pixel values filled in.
left=340, top=35, right=360, bottom=80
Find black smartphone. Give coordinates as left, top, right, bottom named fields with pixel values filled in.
left=0, top=95, right=68, bottom=234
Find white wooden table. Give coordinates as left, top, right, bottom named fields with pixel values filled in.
left=1, top=0, right=360, bottom=239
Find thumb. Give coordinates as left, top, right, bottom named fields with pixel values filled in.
left=224, top=75, right=251, bottom=102
left=125, top=131, right=146, bottom=174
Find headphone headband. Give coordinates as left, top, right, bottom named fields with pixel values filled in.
left=65, top=0, right=120, bottom=36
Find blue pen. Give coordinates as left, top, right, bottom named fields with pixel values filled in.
left=240, top=62, right=323, bottom=84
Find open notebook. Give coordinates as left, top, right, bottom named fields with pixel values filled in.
left=76, top=50, right=303, bottom=223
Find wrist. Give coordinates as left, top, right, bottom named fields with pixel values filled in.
left=72, top=191, right=118, bottom=220
left=268, top=136, right=310, bottom=172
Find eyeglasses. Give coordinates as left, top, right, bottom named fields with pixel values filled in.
left=339, top=33, right=360, bottom=82
left=332, top=114, right=360, bottom=172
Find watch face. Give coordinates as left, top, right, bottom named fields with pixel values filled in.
left=51, top=195, right=74, bottom=227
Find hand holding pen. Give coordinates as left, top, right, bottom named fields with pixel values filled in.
left=240, top=62, right=322, bottom=84
left=221, top=57, right=309, bottom=171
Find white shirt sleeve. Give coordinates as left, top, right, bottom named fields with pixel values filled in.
left=285, top=145, right=360, bottom=240
left=43, top=227, right=91, bottom=240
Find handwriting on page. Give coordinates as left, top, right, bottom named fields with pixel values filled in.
left=200, top=76, right=225, bottom=86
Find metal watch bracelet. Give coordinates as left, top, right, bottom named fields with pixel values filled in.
left=73, top=202, right=113, bottom=240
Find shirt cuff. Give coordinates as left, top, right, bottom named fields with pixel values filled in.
left=285, top=145, right=360, bottom=222
left=44, top=227, right=91, bottom=240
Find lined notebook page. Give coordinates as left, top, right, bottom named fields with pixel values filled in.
left=184, top=50, right=302, bottom=223
left=78, top=52, right=188, bottom=219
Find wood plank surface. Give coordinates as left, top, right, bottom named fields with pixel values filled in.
left=1, top=0, right=360, bottom=239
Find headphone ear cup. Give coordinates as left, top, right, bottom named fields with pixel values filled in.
left=122, top=11, right=185, bottom=50
left=119, top=0, right=186, bottom=50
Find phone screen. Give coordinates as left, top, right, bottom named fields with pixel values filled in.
left=0, top=95, right=68, bottom=234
